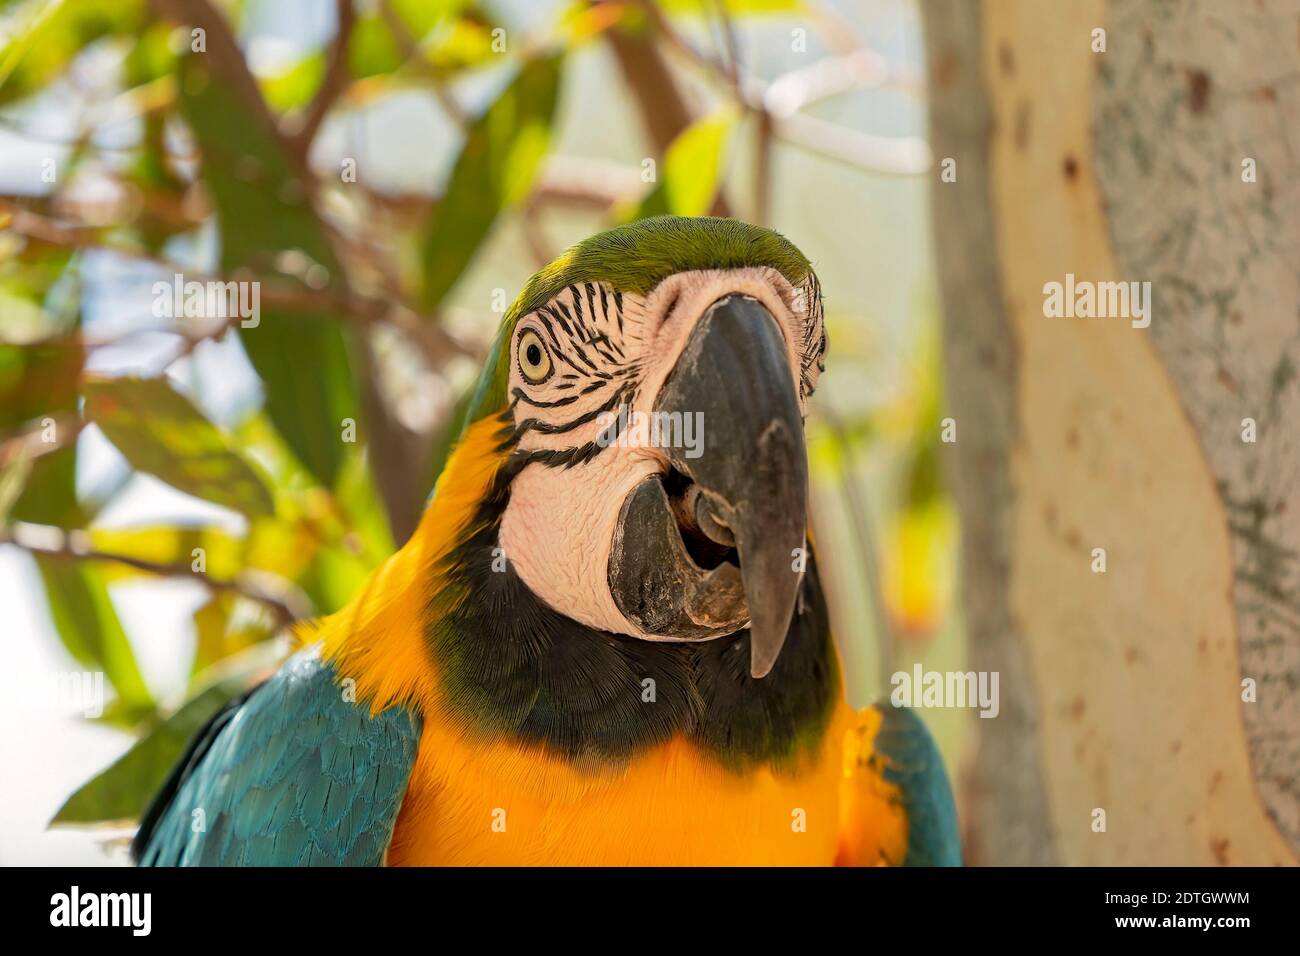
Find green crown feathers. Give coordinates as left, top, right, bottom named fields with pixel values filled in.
left=463, top=216, right=814, bottom=430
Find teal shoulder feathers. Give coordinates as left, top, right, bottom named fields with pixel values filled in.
left=873, top=703, right=962, bottom=866
left=133, top=647, right=420, bottom=866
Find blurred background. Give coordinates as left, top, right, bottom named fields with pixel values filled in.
left=8, top=0, right=1292, bottom=869
left=0, top=0, right=958, bottom=864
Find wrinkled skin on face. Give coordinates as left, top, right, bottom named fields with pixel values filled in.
left=498, top=265, right=826, bottom=677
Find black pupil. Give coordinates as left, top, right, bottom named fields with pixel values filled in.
left=526, top=343, right=542, bottom=368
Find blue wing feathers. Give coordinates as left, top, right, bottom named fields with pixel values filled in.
left=134, top=647, right=421, bottom=867
left=873, top=702, right=963, bottom=867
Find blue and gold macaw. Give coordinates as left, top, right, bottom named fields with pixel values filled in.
left=133, top=216, right=961, bottom=866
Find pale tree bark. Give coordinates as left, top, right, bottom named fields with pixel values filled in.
left=922, top=0, right=1299, bottom=865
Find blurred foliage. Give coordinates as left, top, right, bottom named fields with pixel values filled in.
left=0, top=0, right=954, bottom=826
left=52, top=676, right=248, bottom=825
left=420, top=53, right=562, bottom=309
left=84, top=375, right=275, bottom=518
left=626, top=106, right=737, bottom=220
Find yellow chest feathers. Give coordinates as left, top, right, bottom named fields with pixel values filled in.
left=386, top=701, right=857, bottom=866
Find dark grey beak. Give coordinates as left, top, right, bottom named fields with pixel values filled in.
left=608, top=294, right=808, bottom=678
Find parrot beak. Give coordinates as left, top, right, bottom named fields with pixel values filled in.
left=607, top=294, right=808, bottom=679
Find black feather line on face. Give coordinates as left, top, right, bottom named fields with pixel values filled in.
left=424, top=456, right=840, bottom=769
left=514, top=382, right=632, bottom=438
left=511, top=387, right=581, bottom=409
left=567, top=339, right=603, bottom=375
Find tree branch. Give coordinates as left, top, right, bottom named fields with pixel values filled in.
left=820, top=407, right=896, bottom=696
left=0, top=523, right=306, bottom=629
left=0, top=199, right=480, bottom=369
left=754, top=108, right=773, bottom=225
left=628, top=1, right=930, bottom=177
left=377, top=0, right=469, bottom=129
left=709, top=0, right=742, bottom=100
left=602, top=0, right=733, bottom=217
left=290, top=0, right=356, bottom=159
left=151, top=0, right=284, bottom=147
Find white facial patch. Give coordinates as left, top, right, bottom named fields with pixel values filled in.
left=498, top=267, right=825, bottom=638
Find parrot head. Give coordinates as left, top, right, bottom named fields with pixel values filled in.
left=447, top=216, right=826, bottom=681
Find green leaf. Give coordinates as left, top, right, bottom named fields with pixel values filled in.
left=121, top=18, right=174, bottom=88
left=88, top=525, right=244, bottom=582
left=50, top=680, right=243, bottom=826
left=120, top=22, right=190, bottom=255
left=0, top=444, right=32, bottom=521
left=0, top=242, right=75, bottom=335
left=2, top=313, right=83, bottom=529
left=83, top=375, right=275, bottom=519
left=259, top=52, right=325, bottom=112
left=902, top=321, right=945, bottom=511
left=420, top=53, right=564, bottom=310
left=304, top=544, right=375, bottom=615
left=422, top=376, right=474, bottom=500
left=348, top=13, right=404, bottom=78
left=0, top=338, right=82, bottom=431
left=191, top=593, right=271, bottom=679
left=177, top=53, right=359, bottom=489
left=10, top=442, right=83, bottom=527
left=0, top=0, right=144, bottom=105
left=629, top=107, right=736, bottom=220
left=37, top=558, right=153, bottom=721
left=348, top=0, right=482, bottom=80
left=122, top=113, right=191, bottom=255
left=0, top=284, right=46, bottom=333
left=420, top=14, right=501, bottom=75
left=89, top=517, right=319, bottom=586
left=335, top=446, right=395, bottom=559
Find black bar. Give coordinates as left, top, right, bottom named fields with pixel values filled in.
left=8, top=866, right=1289, bottom=940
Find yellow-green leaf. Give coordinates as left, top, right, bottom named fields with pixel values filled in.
left=50, top=680, right=243, bottom=826
left=192, top=593, right=272, bottom=678
left=419, top=53, right=564, bottom=310
left=11, top=443, right=84, bottom=527
left=628, top=107, right=737, bottom=220
left=348, top=0, right=480, bottom=80
left=0, top=0, right=144, bottom=105
left=260, top=52, right=325, bottom=112
left=88, top=525, right=244, bottom=582
left=0, top=338, right=83, bottom=430
left=177, top=53, right=360, bottom=489
left=0, top=444, right=32, bottom=521
left=37, top=558, right=153, bottom=720
left=83, top=375, right=275, bottom=518
left=89, top=519, right=319, bottom=588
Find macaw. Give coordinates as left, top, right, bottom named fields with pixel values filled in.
left=133, top=216, right=961, bottom=866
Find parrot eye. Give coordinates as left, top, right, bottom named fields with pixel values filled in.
left=517, top=329, right=553, bottom=384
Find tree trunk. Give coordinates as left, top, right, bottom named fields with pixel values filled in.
left=922, top=0, right=1299, bottom=866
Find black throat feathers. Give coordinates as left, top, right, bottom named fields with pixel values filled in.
left=423, top=461, right=841, bottom=771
